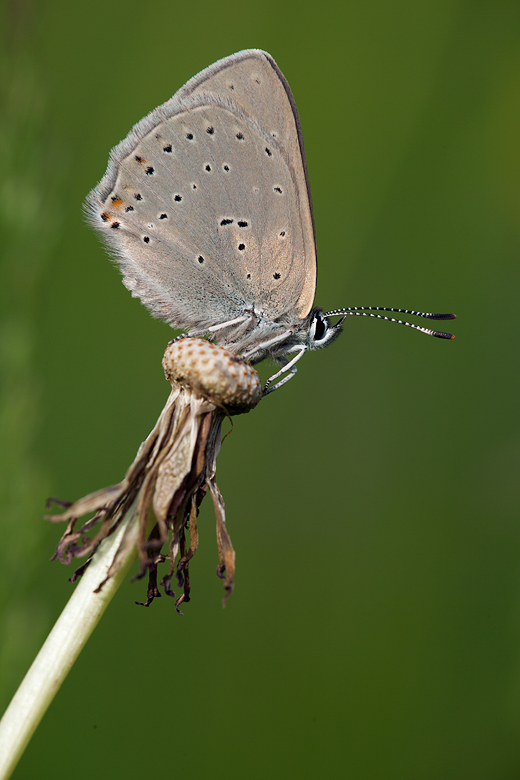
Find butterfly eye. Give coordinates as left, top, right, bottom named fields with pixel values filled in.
left=310, top=313, right=327, bottom=342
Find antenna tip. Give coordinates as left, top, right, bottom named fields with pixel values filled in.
left=449, top=334, right=456, bottom=340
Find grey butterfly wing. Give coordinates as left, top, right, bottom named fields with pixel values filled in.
left=85, top=49, right=317, bottom=332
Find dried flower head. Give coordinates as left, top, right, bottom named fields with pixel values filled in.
left=46, top=338, right=261, bottom=611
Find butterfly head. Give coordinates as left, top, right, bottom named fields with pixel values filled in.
left=306, top=308, right=345, bottom=351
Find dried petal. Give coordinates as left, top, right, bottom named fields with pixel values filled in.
left=48, top=339, right=261, bottom=609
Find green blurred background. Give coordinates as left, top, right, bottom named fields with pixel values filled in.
left=2, top=0, right=520, bottom=777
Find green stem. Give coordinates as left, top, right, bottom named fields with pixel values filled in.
left=0, top=516, right=138, bottom=780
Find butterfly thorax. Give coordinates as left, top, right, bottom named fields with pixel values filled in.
left=204, top=306, right=343, bottom=365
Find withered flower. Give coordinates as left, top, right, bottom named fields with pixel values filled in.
left=46, top=337, right=261, bottom=611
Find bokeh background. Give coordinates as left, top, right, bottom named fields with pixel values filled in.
left=2, top=1, right=520, bottom=778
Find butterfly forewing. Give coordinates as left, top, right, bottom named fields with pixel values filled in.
left=86, top=50, right=317, bottom=332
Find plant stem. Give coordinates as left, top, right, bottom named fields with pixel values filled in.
left=0, top=515, right=138, bottom=780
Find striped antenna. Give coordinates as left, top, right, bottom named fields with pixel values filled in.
left=324, top=307, right=456, bottom=340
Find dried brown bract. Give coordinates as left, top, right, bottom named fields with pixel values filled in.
left=46, top=338, right=262, bottom=611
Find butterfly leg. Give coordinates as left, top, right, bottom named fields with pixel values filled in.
left=263, top=365, right=297, bottom=395
left=167, top=333, right=190, bottom=345
left=263, top=346, right=306, bottom=396
left=187, top=315, right=250, bottom=340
